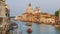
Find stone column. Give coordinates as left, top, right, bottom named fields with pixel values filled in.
left=2, top=31, right=6, bottom=34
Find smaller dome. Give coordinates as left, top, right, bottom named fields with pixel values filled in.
left=34, top=7, right=41, bottom=13
left=36, top=7, right=40, bottom=11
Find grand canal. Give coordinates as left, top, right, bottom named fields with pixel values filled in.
left=10, top=18, right=60, bottom=34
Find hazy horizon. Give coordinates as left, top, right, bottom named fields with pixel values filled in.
left=6, top=0, right=60, bottom=16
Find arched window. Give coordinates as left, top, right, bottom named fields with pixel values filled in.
left=6, top=13, right=8, bottom=16
left=5, top=13, right=9, bottom=17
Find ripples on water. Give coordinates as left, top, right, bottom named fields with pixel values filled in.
left=10, top=18, right=60, bottom=34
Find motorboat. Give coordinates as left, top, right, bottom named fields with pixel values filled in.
left=26, top=22, right=32, bottom=26
left=27, top=28, right=32, bottom=33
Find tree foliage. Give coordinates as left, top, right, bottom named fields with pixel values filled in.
left=55, top=11, right=59, bottom=16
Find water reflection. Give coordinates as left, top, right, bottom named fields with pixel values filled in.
left=55, top=28, right=60, bottom=34
left=39, top=24, right=55, bottom=34
left=10, top=18, right=60, bottom=34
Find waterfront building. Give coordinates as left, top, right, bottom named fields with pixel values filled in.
left=40, top=13, right=51, bottom=23
left=50, top=15, right=56, bottom=24
left=59, top=9, right=60, bottom=21
left=0, top=0, right=10, bottom=34
left=40, top=13, right=56, bottom=24
left=59, top=8, right=60, bottom=22
left=15, top=3, right=56, bottom=24
left=55, top=16, right=59, bottom=24
left=20, top=3, right=36, bottom=22
left=55, top=8, right=60, bottom=24
left=33, top=7, right=41, bottom=23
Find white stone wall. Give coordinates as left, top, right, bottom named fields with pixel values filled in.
left=40, top=18, right=55, bottom=24
left=0, top=1, right=6, bottom=17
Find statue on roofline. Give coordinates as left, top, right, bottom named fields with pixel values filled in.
left=0, top=0, right=5, bottom=2
left=4, top=4, right=8, bottom=9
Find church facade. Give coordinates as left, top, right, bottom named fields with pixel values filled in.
left=15, top=3, right=56, bottom=24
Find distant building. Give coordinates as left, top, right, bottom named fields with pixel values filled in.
left=55, top=16, right=59, bottom=24
left=26, top=3, right=34, bottom=14
left=59, top=8, right=60, bottom=22
left=57, top=8, right=60, bottom=24
left=50, top=15, right=56, bottom=24
left=15, top=3, right=56, bottom=24
left=0, top=0, right=10, bottom=34
left=40, top=13, right=51, bottom=23
left=21, top=3, right=36, bottom=22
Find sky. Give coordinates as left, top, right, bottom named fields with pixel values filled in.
left=6, top=0, right=60, bottom=16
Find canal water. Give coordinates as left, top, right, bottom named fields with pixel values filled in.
left=10, top=18, right=60, bottom=34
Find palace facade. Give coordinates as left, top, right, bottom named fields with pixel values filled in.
left=0, top=0, right=10, bottom=34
